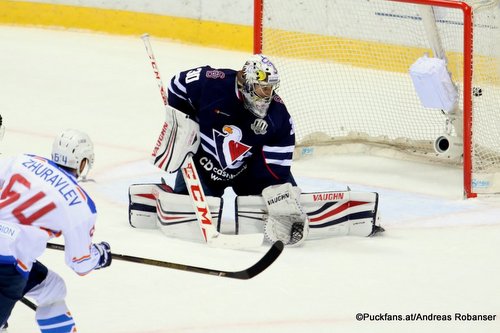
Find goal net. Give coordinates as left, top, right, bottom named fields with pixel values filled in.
left=254, top=0, right=500, bottom=198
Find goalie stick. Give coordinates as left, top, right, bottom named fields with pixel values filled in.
left=141, top=33, right=264, bottom=249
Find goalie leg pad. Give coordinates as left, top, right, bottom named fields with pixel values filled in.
left=236, top=190, right=381, bottom=240
left=304, top=191, right=380, bottom=238
left=129, top=183, right=224, bottom=241
left=129, top=183, right=166, bottom=229
left=155, top=189, right=223, bottom=242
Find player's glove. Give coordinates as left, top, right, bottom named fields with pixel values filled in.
left=93, top=241, right=112, bottom=269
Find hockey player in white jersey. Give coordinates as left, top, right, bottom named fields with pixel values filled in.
left=0, top=129, right=111, bottom=333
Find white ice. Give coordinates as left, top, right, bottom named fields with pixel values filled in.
left=1, top=26, right=500, bottom=333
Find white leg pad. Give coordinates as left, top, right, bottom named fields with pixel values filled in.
left=129, top=183, right=223, bottom=241
left=155, top=190, right=222, bottom=243
left=303, top=191, right=379, bottom=238
left=129, top=183, right=160, bottom=229
left=236, top=190, right=380, bottom=239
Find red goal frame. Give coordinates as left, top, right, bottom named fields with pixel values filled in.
left=254, top=0, right=475, bottom=198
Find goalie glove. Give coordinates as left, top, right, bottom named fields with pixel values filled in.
left=262, top=183, right=309, bottom=246
left=151, top=105, right=200, bottom=173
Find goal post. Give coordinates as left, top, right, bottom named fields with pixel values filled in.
left=254, top=0, right=500, bottom=198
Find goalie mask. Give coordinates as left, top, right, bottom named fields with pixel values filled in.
left=51, top=129, right=94, bottom=179
left=239, top=54, right=280, bottom=118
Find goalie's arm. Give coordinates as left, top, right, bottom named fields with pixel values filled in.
left=167, top=67, right=208, bottom=119
left=253, top=112, right=296, bottom=187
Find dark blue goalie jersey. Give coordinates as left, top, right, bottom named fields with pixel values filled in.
left=167, top=66, right=296, bottom=194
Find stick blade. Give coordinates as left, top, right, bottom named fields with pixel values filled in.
left=227, top=241, right=284, bottom=279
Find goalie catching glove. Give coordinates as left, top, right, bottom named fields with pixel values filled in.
left=262, top=183, right=309, bottom=246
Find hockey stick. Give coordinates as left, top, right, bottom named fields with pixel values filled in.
left=47, top=242, right=283, bottom=279
left=21, top=297, right=37, bottom=311
left=20, top=241, right=283, bottom=313
left=140, top=33, right=264, bottom=249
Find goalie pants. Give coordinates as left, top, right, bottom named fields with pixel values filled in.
left=0, top=261, right=48, bottom=326
left=173, top=167, right=298, bottom=197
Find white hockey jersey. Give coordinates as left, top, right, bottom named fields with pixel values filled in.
left=0, top=154, right=101, bottom=278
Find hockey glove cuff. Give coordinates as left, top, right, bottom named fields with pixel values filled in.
left=93, top=242, right=112, bottom=270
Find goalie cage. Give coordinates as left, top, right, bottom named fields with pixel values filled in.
left=254, top=0, right=500, bottom=198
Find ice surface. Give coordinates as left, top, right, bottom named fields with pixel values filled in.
left=1, top=26, right=499, bottom=333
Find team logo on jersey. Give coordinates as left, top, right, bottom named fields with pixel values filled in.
left=213, top=125, right=251, bottom=170
left=251, top=118, right=268, bottom=135
left=205, top=69, right=226, bottom=79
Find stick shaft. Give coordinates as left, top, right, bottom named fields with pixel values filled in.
left=21, top=297, right=37, bottom=311
left=46, top=241, right=282, bottom=279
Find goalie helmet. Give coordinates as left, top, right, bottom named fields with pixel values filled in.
left=239, top=54, right=280, bottom=118
left=51, top=129, right=94, bottom=179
